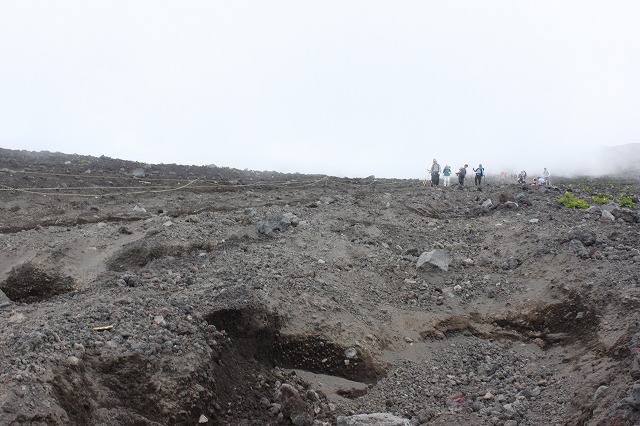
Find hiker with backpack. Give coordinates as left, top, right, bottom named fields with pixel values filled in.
left=442, top=165, right=452, bottom=187
left=430, top=159, right=441, bottom=186
left=457, top=164, right=468, bottom=186
left=473, top=164, right=484, bottom=186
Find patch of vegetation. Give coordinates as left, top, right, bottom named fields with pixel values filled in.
left=617, top=195, right=636, bottom=209
left=591, top=193, right=613, bottom=205
left=77, top=159, right=92, bottom=165
left=556, top=192, right=590, bottom=209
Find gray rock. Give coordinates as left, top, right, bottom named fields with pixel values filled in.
left=593, top=385, right=608, bottom=400
left=612, top=208, right=639, bottom=223
left=337, top=413, right=412, bottom=426
left=498, top=193, right=517, bottom=203
left=626, top=382, right=640, bottom=409
left=0, top=289, right=11, bottom=309
left=257, top=213, right=299, bottom=235
left=482, top=199, right=493, bottom=208
left=501, top=257, right=520, bottom=270
left=502, top=201, right=519, bottom=209
left=344, top=347, right=358, bottom=359
left=478, top=256, right=492, bottom=266
left=569, top=239, right=589, bottom=258
left=132, top=168, right=147, bottom=178
left=133, top=205, right=147, bottom=213
left=601, top=210, right=615, bottom=221
left=515, top=192, right=532, bottom=206
left=416, top=249, right=451, bottom=272
left=567, top=229, right=596, bottom=246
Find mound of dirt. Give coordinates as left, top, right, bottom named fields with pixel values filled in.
left=1, top=262, right=75, bottom=303
left=1, top=147, right=639, bottom=425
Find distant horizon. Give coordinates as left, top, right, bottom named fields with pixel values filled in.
left=2, top=143, right=638, bottom=180
left=1, top=2, right=638, bottom=180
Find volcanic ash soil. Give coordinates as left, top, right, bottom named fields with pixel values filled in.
left=0, top=148, right=639, bottom=425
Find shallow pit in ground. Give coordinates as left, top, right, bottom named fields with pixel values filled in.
left=204, top=306, right=386, bottom=388
left=106, top=239, right=214, bottom=271
left=425, top=294, right=600, bottom=350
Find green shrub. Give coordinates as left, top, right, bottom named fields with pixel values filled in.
left=556, top=192, right=590, bottom=209
left=618, top=195, right=636, bottom=209
left=592, top=194, right=613, bottom=205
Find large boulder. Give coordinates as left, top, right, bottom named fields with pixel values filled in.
left=416, top=249, right=451, bottom=272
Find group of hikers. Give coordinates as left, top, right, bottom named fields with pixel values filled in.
left=516, top=168, right=551, bottom=186
left=428, top=159, right=551, bottom=187
left=428, top=159, right=484, bottom=187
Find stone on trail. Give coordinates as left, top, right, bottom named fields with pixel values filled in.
left=482, top=199, right=493, bottom=209
left=567, top=229, right=596, bottom=246
left=0, top=289, right=11, bottom=309
left=612, top=208, right=639, bottom=223
left=501, top=201, right=519, bottom=209
left=257, top=213, right=299, bottom=235
left=569, top=239, right=589, bottom=259
left=416, top=249, right=451, bottom=272
left=498, top=192, right=517, bottom=203
left=131, top=168, right=146, bottom=178
left=601, top=210, right=615, bottom=221
left=337, top=413, right=412, bottom=426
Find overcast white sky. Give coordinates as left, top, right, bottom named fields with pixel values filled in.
left=1, top=1, right=639, bottom=178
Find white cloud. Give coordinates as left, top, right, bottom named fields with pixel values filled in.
left=1, top=1, right=638, bottom=178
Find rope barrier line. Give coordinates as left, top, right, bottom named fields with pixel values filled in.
left=0, top=172, right=413, bottom=198
left=0, top=168, right=331, bottom=186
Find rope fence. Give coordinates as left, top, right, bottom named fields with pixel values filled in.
left=0, top=168, right=410, bottom=198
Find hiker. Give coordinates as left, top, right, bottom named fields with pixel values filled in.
left=542, top=168, right=550, bottom=185
left=457, top=164, right=468, bottom=186
left=517, top=170, right=527, bottom=184
left=442, top=165, right=452, bottom=187
left=473, top=164, right=484, bottom=186
left=430, top=159, right=441, bottom=186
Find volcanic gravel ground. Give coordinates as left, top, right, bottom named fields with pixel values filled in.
left=0, top=148, right=639, bottom=425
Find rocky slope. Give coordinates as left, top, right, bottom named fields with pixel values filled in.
left=0, top=148, right=639, bottom=425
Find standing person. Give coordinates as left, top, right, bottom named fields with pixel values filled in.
left=543, top=168, right=550, bottom=185
left=442, top=164, right=452, bottom=187
left=473, top=164, right=485, bottom=186
left=430, top=159, right=441, bottom=186
left=457, top=164, right=468, bottom=186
